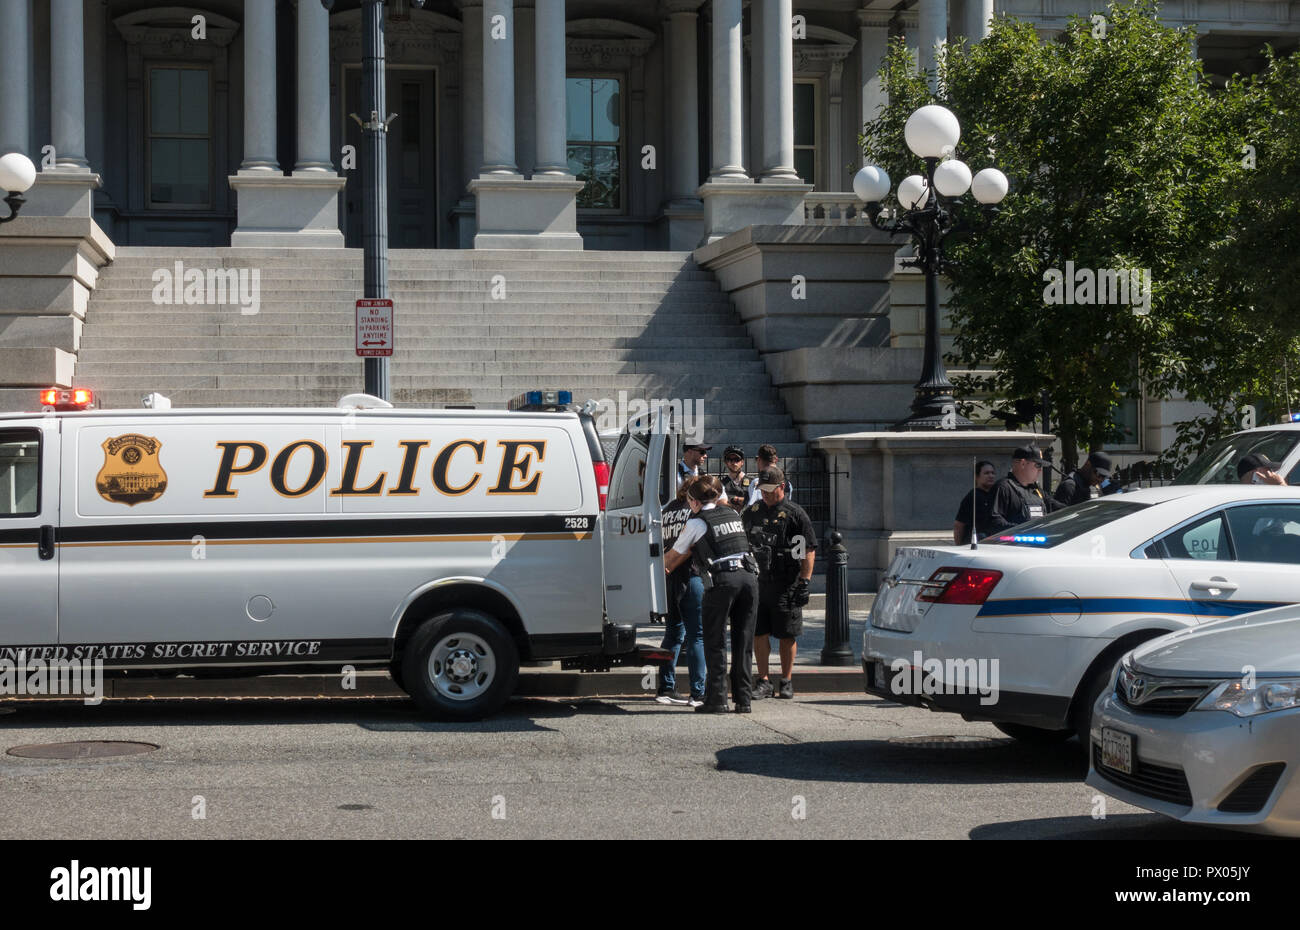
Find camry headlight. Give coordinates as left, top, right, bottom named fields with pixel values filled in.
left=1196, top=678, right=1300, bottom=717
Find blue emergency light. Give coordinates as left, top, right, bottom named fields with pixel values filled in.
left=507, top=390, right=573, bottom=412
left=1290, top=413, right=1300, bottom=423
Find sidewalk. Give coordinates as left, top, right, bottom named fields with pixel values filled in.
left=53, top=597, right=878, bottom=702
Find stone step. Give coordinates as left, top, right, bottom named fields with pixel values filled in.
left=77, top=334, right=758, bottom=350
left=107, top=248, right=698, bottom=263
left=76, top=347, right=769, bottom=363
left=79, top=318, right=747, bottom=335
left=93, top=283, right=726, bottom=297
left=95, top=271, right=720, bottom=285
left=78, top=367, right=777, bottom=385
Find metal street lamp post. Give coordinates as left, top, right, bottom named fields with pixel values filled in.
left=854, top=105, right=1009, bottom=430
left=0, top=152, right=37, bottom=224
left=322, top=0, right=425, bottom=401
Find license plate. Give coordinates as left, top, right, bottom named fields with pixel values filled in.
left=1102, top=727, right=1133, bottom=775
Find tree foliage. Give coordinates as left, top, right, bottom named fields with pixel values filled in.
left=861, top=1, right=1300, bottom=468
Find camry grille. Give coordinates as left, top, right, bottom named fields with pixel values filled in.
left=1115, top=667, right=1215, bottom=717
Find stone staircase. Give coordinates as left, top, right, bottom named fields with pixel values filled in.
left=73, top=248, right=807, bottom=459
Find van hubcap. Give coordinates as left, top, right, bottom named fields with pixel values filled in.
left=429, top=633, right=495, bottom=702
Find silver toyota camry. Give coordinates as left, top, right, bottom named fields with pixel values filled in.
left=1086, top=605, right=1300, bottom=836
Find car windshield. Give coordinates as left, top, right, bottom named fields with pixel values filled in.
left=982, top=499, right=1151, bottom=547
left=1173, top=430, right=1300, bottom=485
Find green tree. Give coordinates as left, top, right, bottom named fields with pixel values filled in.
left=861, top=1, right=1298, bottom=467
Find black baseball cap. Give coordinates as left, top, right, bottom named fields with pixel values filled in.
left=1086, top=451, right=1113, bottom=478
left=684, top=443, right=711, bottom=453
left=1012, top=446, right=1045, bottom=466
left=1238, top=453, right=1282, bottom=479
left=723, top=445, right=745, bottom=460
left=757, top=466, right=786, bottom=492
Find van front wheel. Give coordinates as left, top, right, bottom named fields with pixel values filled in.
left=400, top=609, right=519, bottom=721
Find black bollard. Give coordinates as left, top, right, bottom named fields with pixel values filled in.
left=820, top=531, right=855, bottom=665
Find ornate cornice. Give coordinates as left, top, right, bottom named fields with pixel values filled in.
left=113, top=7, right=238, bottom=50
left=329, top=12, right=462, bottom=59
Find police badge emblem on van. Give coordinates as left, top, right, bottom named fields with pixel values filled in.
left=96, top=434, right=168, bottom=505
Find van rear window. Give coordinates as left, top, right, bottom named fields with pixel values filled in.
left=0, top=430, right=40, bottom=517
left=983, top=499, right=1150, bottom=547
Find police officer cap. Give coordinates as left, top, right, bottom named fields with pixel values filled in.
left=723, top=445, right=745, bottom=460
left=684, top=443, right=711, bottom=453
left=1012, top=446, right=1045, bottom=465
left=757, top=466, right=786, bottom=491
left=1238, top=452, right=1282, bottom=479
left=1086, top=451, right=1113, bottom=478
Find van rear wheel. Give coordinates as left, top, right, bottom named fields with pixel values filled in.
left=400, top=609, right=519, bottom=721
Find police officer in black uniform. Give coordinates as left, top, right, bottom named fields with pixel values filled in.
left=720, top=445, right=754, bottom=508
left=742, top=466, right=817, bottom=700
left=989, top=446, right=1059, bottom=532
left=1053, top=451, right=1113, bottom=508
left=662, top=475, right=759, bottom=713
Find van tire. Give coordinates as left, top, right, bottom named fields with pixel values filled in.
left=1072, top=654, right=1124, bottom=749
left=400, top=609, right=519, bottom=721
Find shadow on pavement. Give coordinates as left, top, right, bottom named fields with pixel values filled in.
left=714, top=737, right=1087, bottom=783
left=970, top=813, right=1275, bottom=840
left=0, top=696, right=630, bottom=735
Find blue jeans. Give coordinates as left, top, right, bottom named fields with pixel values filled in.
left=660, top=573, right=706, bottom=698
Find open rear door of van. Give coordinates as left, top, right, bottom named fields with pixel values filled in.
left=602, top=407, right=678, bottom=625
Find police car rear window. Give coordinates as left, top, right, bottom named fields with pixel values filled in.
left=983, top=499, right=1151, bottom=547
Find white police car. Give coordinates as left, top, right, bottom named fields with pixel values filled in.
left=863, top=486, right=1300, bottom=744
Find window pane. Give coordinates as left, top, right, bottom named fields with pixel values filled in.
left=151, top=139, right=209, bottom=205
left=587, top=145, right=620, bottom=208
left=151, top=69, right=180, bottom=135
left=591, top=78, right=620, bottom=142
left=401, top=82, right=421, bottom=185
left=568, top=144, right=592, bottom=183
left=179, top=69, right=209, bottom=134
left=1225, top=504, right=1300, bottom=564
left=794, top=83, right=815, bottom=147
left=566, top=78, right=592, bottom=142
left=794, top=149, right=815, bottom=186
left=0, top=433, right=40, bottom=517
left=1111, top=396, right=1140, bottom=446
left=1162, top=512, right=1229, bottom=560
left=608, top=435, right=648, bottom=510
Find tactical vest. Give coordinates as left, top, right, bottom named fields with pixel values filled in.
left=746, top=501, right=802, bottom=582
left=691, top=506, right=751, bottom=574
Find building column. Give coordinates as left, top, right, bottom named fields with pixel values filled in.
left=900, top=10, right=919, bottom=72
left=0, top=0, right=31, bottom=158
left=533, top=0, right=568, bottom=175
left=456, top=0, right=484, bottom=246
left=858, top=10, right=891, bottom=160
left=295, top=0, right=332, bottom=172
left=758, top=0, right=797, bottom=181
left=917, top=0, right=946, bottom=91
left=470, top=0, right=582, bottom=247
left=667, top=3, right=702, bottom=202
left=241, top=0, right=278, bottom=171
left=967, top=0, right=994, bottom=40
left=709, top=0, right=746, bottom=180
left=481, top=0, right=519, bottom=175
left=230, top=0, right=343, bottom=246
left=50, top=0, right=88, bottom=169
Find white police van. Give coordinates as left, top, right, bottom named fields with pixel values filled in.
left=0, top=388, right=678, bottom=719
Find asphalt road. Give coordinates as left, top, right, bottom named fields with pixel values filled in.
left=0, top=694, right=1263, bottom=840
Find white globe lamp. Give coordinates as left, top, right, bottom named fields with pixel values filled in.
left=897, top=174, right=930, bottom=210
left=904, top=105, right=961, bottom=159
left=932, top=159, right=973, bottom=198
left=971, top=167, right=1009, bottom=204
left=852, top=165, right=891, bottom=203
left=0, top=153, right=37, bottom=194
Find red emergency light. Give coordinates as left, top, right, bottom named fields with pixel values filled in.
left=40, top=387, right=95, bottom=411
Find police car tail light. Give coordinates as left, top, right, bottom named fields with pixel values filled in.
left=39, top=387, right=95, bottom=411
left=916, top=567, right=1002, bottom=604
left=593, top=461, right=610, bottom=510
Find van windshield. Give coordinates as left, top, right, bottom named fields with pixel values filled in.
left=982, top=499, right=1151, bottom=547
left=1173, top=430, right=1300, bottom=485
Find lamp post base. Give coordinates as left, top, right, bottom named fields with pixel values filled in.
left=894, top=389, right=977, bottom=431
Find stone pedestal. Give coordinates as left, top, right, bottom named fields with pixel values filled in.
left=21, top=170, right=103, bottom=219
left=0, top=216, right=115, bottom=410
left=660, top=202, right=704, bottom=252
left=696, top=180, right=810, bottom=244
left=812, top=431, right=1056, bottom=590
left=469, top=175, right=585, bottom=250
left=228, top=173, right=348, bottom=248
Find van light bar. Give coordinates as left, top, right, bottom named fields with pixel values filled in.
left=508, top=390, right=572, bottom=412
left=40, top=387, right=94, bottom=410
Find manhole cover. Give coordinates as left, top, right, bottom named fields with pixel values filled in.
left=888, top=735, right=1008, bottom=750
left=7, top=740, right=159, bottom=759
